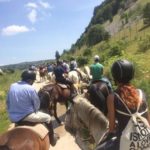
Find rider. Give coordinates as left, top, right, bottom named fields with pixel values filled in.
left=89, top=55, right=112, bottom=115
left=90, top=55, right=104, bottom=83
left=6, top=70, right=59, bottom=146
left=70, top=57, right=78, bottom=71
left=54, top=59, right=76, bottom=98
left=62, top=60, right=70, bottom=73
left=96, top=60, right=150, bottom=150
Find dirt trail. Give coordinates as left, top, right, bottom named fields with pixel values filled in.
left=33, top=77, right=81, bottom=150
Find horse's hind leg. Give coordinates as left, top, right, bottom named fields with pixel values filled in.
left=53, top=103, right=62, bottom=125
left=0, top=145, right=10, bottom=150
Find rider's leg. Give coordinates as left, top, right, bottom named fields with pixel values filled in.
left=45, top=121, right=59, bottom=146
left=23, top=111, right=59, bottom=146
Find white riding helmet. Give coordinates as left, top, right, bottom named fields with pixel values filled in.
left=94, top=55, right=100, bottom=61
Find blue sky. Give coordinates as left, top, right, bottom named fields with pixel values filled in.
left=0, top=0, right=103, bottom=66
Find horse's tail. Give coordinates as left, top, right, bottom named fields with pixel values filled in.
left=0, top=145, right=10, bottom=150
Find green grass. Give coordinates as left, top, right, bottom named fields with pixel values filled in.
left=0, top=70, right=21, bottom=133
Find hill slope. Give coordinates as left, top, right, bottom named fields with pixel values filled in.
left=62, top=0, right=150, bottom=105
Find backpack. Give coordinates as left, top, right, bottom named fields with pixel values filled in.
left=115, top=90, right=150, bottom=150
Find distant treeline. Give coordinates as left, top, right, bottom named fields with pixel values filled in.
left=0, top=59, right=55, bottom=71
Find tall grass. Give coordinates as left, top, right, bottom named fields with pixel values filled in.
left=0, top=70, right=21, bottom=133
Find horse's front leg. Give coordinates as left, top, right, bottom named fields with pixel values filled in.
left=65, top=101, right=68, bottom=111
left=53, top=102, right=63, bottom=125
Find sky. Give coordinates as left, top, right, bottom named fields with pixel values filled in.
left=0, top=0, right=103, bottom=66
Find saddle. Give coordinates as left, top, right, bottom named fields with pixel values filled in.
left=15, top=121, right=49, bottom=139
left=57, top=83, right=68, bottom=89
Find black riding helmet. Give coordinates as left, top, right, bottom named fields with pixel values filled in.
left=21, top=70, right=36, bottom=81
left=111, top=60, right=134, bottom=83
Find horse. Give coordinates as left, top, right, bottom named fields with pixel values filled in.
left=83, top=66, right=92, bottom=81
left=47, top=72, right=56, bottom=83
left=39, top=66, right=48, bottom=82
left=0, top=91, right=52, bottom=150
left=65, top=95, right=109, bottom=148
left=0, top=127, right=49, bottom=150
left=38, top=83, right=73, bottom=124
left=88, top=77, right=112, bottom=116
left=68, top=70, right=81, bottom=94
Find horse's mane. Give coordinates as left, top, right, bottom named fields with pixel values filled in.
left=73, top=95, right=109, bottom=144
left=74, top=95, right=108, bottom=129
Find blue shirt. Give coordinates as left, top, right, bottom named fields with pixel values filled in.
left=7, top=81, right=40, bottom=122
left=54, top=65, right=65, bottom=79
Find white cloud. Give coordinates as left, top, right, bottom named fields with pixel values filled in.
left=39, top=1, right=50, bottom=9
left=26, top=2, right=38, bottom=9
left=1, top=25, right=31, bottom=36
left=27, top=9, right=37, bottom=24
left=25, top=1, right=53, bottom=24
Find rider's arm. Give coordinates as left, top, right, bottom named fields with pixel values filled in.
left=107, top=93, right=116, bottom=133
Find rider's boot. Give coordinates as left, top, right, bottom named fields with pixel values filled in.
left=45, top=122, right=60, bottom=146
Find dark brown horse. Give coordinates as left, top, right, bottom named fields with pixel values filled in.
left=88, top=78, right=112, bottom=116
left=38, top=83, right=73, bottom=124
left=0, top=127, right=49, bottom=150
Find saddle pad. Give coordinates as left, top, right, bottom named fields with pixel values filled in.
left=15, top=124, right=49, bottom=139
left=57, top=83, right=68, bottom=88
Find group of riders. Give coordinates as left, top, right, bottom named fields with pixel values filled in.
left=6, top=55, right=150, bottom=149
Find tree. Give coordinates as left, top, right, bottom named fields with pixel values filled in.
left=143, top=3, right=150, bottom=25
left=55, top=51, right=60, bottom=61
left=87, top=25, right=110, bottom=46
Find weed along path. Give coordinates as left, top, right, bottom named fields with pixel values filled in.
left=33, top=78, right=81, bottom=150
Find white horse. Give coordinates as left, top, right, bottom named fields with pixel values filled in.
left=47, top=72, right=56, bottom=83
left=68, top=70, right=81, bottom=93
left=83, top=66, right=92, bottom=80
left=65, top=95, right=109, bottom=147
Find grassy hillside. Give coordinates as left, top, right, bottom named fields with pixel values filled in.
left=62, top=0, right=150, bottom=106
left=0, top=70, right=21, bottom=133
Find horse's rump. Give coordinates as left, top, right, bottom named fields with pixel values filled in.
left=89, top=81, right=109, bottom=115
left=0, top=127, right=49, bottom=150
left=15, top=124, right=49, bottom=139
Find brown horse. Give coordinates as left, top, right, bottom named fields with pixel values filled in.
left=0, top=88, right=54, bottom=150
left=0, top=127, right=49, bottom=150
left=88, top=78, right=112, bottom=116
left=38, top=83, right=73, bottom=124
left=39, top=66, right=47, bottom=82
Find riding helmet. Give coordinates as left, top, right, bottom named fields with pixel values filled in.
left=21, top=70, right=36, bottom=81
left=94, top=55, right=100, bottom=62
left=111, top=60, right=134, bottom=83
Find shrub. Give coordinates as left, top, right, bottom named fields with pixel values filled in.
left=77, top=57, right=89, bottom=67
left=83, top=48, right=92, bottom=56
left=108, top=44, right=122, bottom=57
left=87, top=25, right=110, bottom=46
left=143, top=3, right=150, bottom=25
left=138, top=34, right=150, bottom=52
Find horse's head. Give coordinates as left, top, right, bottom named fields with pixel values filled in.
left=38, top=89, right=51, bottom=113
